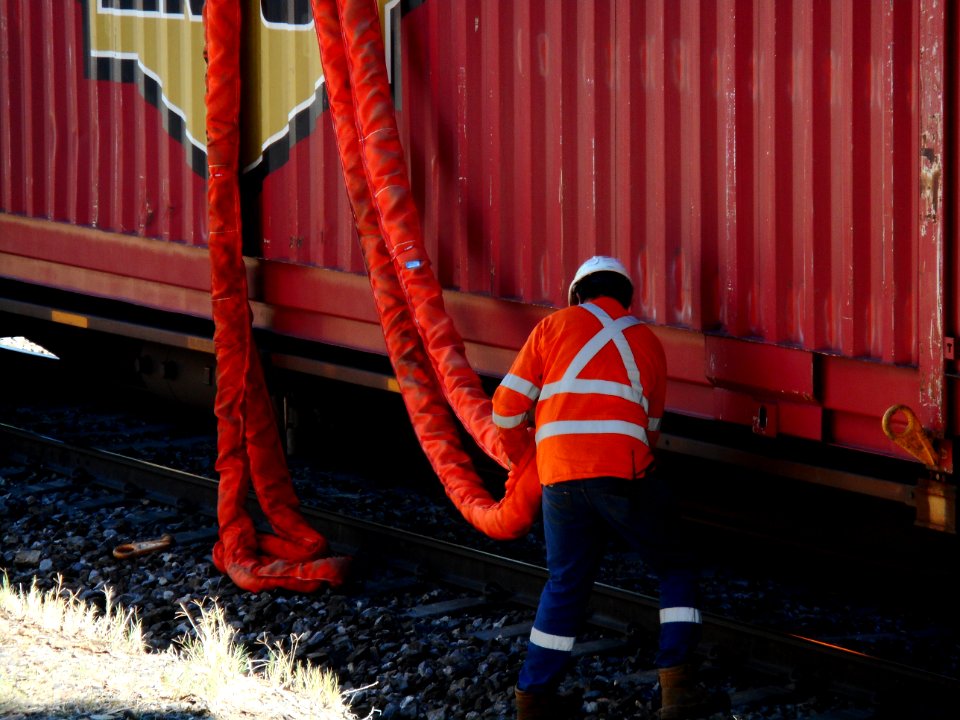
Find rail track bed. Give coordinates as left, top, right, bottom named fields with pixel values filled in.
left=1, top=354, right=958, bottom=719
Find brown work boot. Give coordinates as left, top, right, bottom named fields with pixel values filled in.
left=514, top=686, right=581, bottom=719
left=657, top=664, right=730, bottom=719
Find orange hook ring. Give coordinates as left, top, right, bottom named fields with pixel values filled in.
left=882, top=405, right=939, bottom=468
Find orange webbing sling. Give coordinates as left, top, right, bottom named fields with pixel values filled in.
left=204, top=0, right=349, bottom=591
left=310, top=0, right=541, bottom=540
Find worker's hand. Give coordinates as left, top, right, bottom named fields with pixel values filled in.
left=501, top=425, right=535, bottom=470
left=513, top=433, right=536, bottom=473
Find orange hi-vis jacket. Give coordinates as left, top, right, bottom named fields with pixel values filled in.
left=492, top=296, right=666, bottom=486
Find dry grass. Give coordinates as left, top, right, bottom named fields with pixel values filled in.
left=0, top=572, right=372, bottom=720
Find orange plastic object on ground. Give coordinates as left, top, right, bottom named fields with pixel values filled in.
left=310, top=0, right=541, bottom=540
left=204, top=0, right=349, bottom=591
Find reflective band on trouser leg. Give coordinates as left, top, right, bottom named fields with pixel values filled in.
left=519, top=483, right=603, bottom=692
left=519, top=625, right=577, bottom=693
left=530, top=627, right=576, bottom=651
left=659, top=606, right=702, bottom=667
left=660, top=607, right=702, bottom=624
left=657, top=570, right=702, bottom=668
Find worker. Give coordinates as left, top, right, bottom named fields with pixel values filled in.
left=492, top=256, right=729, bottom=720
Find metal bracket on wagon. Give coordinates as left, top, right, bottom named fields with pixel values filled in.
left=882, top=405, right=955, bottom=534
left=881, top=405, right=944, bottom=470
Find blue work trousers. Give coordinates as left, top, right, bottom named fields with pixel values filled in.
left=518, top=475, right=701, bottom=694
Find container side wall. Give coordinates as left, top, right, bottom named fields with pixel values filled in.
left=0, top=0, right=952, bottom=461
left=396, top=0, right=924, bottom=368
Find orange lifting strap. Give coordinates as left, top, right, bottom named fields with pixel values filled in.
left=203, top=0, right=540, bottom=592
left=308, top=0, right=542, bottom=541
left=204, top=0, right=349, bottom=592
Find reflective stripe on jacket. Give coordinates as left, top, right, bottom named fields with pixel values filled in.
left=492, top=296, right=666, bottom=485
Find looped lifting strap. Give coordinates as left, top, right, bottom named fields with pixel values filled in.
left=308, top=0, right=542, bottom=541
left=203, top=0, right=541, bottom=593
left=204, top=0, right=349, bottom=592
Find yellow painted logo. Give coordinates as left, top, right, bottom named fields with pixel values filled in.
left=81, top=0, right=399, bottom=176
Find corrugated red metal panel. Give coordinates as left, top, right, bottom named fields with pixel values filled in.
left=917, top=0, right=947, bottom=434
left=0, top=0, right=207, bottom=245
left=387, top=0, right=953, bottom=456
left=952, top=0, right=960, bottom=441
left=397, top=0, right=928, bottom=361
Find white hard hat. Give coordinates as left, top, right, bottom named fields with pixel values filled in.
left=567, top=256, right=632, bottom=305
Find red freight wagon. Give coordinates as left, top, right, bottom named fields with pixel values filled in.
left=0, top=0, right=956, bottom=530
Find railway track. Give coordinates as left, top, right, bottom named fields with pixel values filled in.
left=2, top=417, right=957, bottom=719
